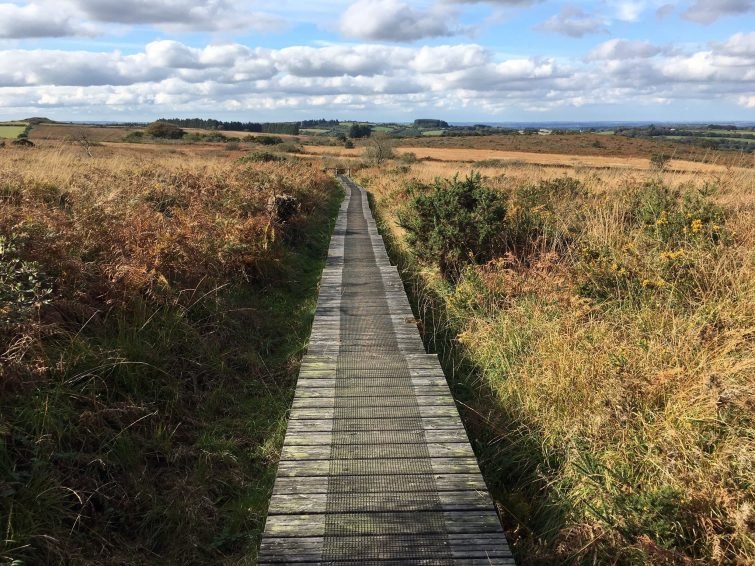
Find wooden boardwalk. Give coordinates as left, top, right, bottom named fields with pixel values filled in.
left=257, top=177, right=513, bottom=565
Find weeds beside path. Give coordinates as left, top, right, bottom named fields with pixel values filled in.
left=362, top=162, right=755, bottom=565
left=0, top=147, right=341, bottom=564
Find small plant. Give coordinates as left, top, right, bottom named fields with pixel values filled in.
left=650, top=153, right=671, bottom=171
left=238, top=151, right=286, bottom=163
left=399, top=172, right=507, bottom=280
left=0, top=235, right=52, bottom=324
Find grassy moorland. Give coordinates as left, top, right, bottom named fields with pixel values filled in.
left=360, top=160, right=754, bottom=564
left=0, top=145, right=339, bottom=563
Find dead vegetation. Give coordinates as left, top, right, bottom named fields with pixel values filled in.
left=0, top=146, right=338, bottom=564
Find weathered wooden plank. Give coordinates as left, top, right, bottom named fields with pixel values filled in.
left=267, top=490, right=494, bottom=515
left=257, top=537, right=513, bottom=564
left=288, top=405, right=460, bottom=420
left=281, top=441, right=476, bottom=461
left=291, top=395, right=456, bottom=410
left=276, top=457, right=482, bottom=477
left=262, top=510, right=502, bottom=537
left=285, top=416, right=466, bottom=433
left=272, top=473, right=488, bottom=496
left=282, top=428, right=469, bottom=446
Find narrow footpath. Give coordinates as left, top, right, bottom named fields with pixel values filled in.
left=258, top=177, right=513, bottom=565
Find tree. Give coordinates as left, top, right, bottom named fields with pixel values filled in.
left=145, top=121, right=185, bottom=139
left=363, top=133, right=394, bottom=165
left=69, top=129, right=97, bottom=157
left=349, top=124, right=372, bottom=139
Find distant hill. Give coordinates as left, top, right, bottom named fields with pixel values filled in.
left=24, top=117, right=56, bottom=125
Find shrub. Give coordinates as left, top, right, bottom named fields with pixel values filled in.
left=238, top=151, right=285, bottom=163
left=344, top=139, right=354, bottom=149
left=225, top=141, right=240, bottom=151
left=505, top=177, right=586, bottom=260
left=124, top=131, right=144, bottom=141
left=399, top=172, right=507, bottom=280
left=144, top=121, right=185, bottom=139
left=256, top=135, right=284, bottom=146
left=399, top=152, right=418, bottom=164
left=277, top=142, right=303, bottom=154
left=650, top=153, right=671, bottom=171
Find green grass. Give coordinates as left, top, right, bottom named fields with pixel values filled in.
left=0, top=125, right=26, bottom=139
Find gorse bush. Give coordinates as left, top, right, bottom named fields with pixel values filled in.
left=398, top=172, right=506, bottom=279
left=577, top=180, right=728, bottom=304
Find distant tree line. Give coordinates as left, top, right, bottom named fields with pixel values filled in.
left=413, top=119, right=449, bottom=128
left=617, top=125, right=755, bottom=153
left=160, top=118, right=300, bottom=135
left=301, top=119, right=340, bottom=128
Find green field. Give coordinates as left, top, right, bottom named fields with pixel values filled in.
left=0, top=124, right=27, bottom=138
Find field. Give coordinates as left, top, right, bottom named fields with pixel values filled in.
left=0, top=143, right=339, bottom=564
left=358, top=159, right=755, bottom=564
left=3, top=122, right=754, bottom=564
left=0, top=124, right=27, bottom=139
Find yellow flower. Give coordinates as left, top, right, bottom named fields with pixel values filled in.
left=610, top=262, right=619, bottom=272
left=641, top=278, right=652, bottom=288
left=656, top=211, right=669, bottom=226
left=691, top=218, right=703, bottom=233
left=660, top=250, right=685, bottom=260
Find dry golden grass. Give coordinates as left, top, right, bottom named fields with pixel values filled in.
left=360, top=159, right=755, bottom=564
left=306, top=144, right=753, bottom=174
left=0, top=145, right=336, bottom=564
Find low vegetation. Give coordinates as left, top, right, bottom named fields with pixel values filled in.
left=361, top=161, right=754, bottom=564
left=0, top=147, right=339, bottom=563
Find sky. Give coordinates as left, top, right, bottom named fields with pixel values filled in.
left=0, top=0, right=753, bottom=122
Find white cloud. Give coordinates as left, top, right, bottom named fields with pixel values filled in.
left=0, top=32, right=753, bottom=117
left=682, top=0, right=755, bottom=24
left=0, top=0, right=285, bottom=37
left=536, top=5, right=608, bottom=37
left=611, top=0, right=647, bottom=21
left=340, top=0, right=457, bottom=41
left=0, top=2, right=93, bottom=38
left=587, top=39, right=668, bottom=60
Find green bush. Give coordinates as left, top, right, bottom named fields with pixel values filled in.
left=256, top=135, right=283, bottom=146
left=144, top=121, right=185, bottom=139
left=399, top=172, right=506, bottom=280
left=0, top=235, right=52, bottom=324
left=238, top=151, right=285, bottom=163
